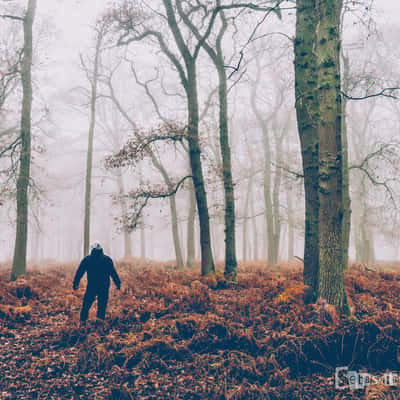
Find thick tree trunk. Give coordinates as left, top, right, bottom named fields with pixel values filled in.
left=316, top=0, right=349, bottom=313
left=11, top=0, right=37, bottom=281
left=83, top=31, right=102, bottom=256
left=294, top=0, right=320, bottom=302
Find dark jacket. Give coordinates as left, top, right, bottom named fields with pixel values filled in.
left=73, top=248, right=121, bottom=291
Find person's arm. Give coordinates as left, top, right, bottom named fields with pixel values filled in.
left=109, top=259, right=121, bottom=289
left=73, top=258, right=87, bottom=290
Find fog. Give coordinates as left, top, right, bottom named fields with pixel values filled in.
left=1, top=0, right=400, bottom=265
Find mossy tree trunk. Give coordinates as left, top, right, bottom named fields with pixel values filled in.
left=316, top=0, right=349, bottom=313
left=294, top=0, right=320, bottom=302
left=341, top=50, right=351, bottom=269
left=11, top=0, right=37, bottom=281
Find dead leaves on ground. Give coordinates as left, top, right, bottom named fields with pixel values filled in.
left=0, top=261, right=400, bottom=399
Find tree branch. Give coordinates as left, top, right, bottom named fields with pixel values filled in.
left=341, top=87, right=400, bottom=101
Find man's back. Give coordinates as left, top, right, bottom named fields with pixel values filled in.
left=73, top=247, right=121, bottom=292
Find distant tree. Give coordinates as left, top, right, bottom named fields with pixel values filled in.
left=103, top=69, right=185, bottom=268
left=250, top=52, right=286, bottom=266
left=80, top=21, right=108, bottom=256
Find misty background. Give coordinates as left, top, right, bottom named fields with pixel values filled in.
left=1, top=0, right=400, bottom=264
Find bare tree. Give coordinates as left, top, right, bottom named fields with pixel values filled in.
left=112, top=1, right=216, bottom=275
left=81, top=21, right=108, bottom=256
left=10, top=0, right=37, bottom=281
left=103, top=69, right=185, bottom=267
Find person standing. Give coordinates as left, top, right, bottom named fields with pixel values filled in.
left=73, top=242, right=121, bottom=323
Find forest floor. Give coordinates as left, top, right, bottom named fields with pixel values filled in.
left=0, top=259, right=400, bottom=399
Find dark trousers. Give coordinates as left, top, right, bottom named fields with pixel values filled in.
left=80, top=287, right=109, bottom=321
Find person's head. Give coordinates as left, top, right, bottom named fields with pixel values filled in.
left=90, top=241, right=103, bottom=256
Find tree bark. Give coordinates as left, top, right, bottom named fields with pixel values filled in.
left=186, top=180, right=196, bottom=267
left=11, top=0, right=37, bottom=281
left=316, top=0, right=349, bottom=313
left=341, top=50, right=351, bottom=268
left=287, top=190, right=294, bottom=260
left=187, top=68, right=215, bottom=275
left=294, top=0, right=320, bottom=301
left=217, top=63, right=237, bottom=278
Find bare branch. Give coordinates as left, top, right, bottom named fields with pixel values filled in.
left=119, top=174, right=193, bottom=231
left=0, top=14, right=23, bottom=21
left=341, top=87, right=400, bottom=101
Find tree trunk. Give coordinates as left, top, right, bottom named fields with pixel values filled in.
left=249, top=184, right=258, bottom=261
left=186, top=181, right=196, bottom=267
left=151, top=155, right=184, bottom=268
left=117, top=173, right=132, bottom=258
left=216, top=55, right=237, bottom=279
left=294, top=0, right=320, bottom=302
left=162, top=0, right=215, bottom=276
left=11, top=0, right=37, bottom=281
left=341, top=52, right=351, bottom=269
left=186, top=67, right=215, bottom=276
left=169, top=194, right=184, bottom=268
left=140, top=223, right=146, bottom=259
left=272, top=131, right=283, bottom=264
left=83, top=31, right=102, bottom=256
left=287, top=191, right=294, bottom=260
left=262, top=126, right=277, bottom=265
left=316, top=0, right=349, bottom=313
left=242, top=178, right=251, bottom=262
left=250, top=59, right=279, bottom=266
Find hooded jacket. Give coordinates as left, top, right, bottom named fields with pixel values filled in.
left=73, top=248, right=121, bottom=291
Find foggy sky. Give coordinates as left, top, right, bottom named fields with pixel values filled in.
left=1, top=0, right=400, bottom=263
